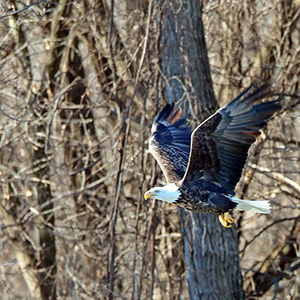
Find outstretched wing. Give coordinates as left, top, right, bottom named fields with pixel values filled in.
left=149, top=102, right=192, bottom=183
left=182, top=84, right=281, bottom=193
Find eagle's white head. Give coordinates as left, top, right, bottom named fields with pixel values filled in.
left=144, top=183, right=181, bottom=203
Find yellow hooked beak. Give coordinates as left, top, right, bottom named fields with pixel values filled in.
left=144, top=190, right=151, bottom=200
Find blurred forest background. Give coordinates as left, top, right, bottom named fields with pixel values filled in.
left=0, top=0, right=300, bottom=299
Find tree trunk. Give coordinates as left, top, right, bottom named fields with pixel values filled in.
left=159, top=1, right=245, bottom=299
left=33, top=133, right=57, bottom=300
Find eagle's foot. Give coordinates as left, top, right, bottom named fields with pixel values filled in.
left=218, top=212, right=234, bottom=228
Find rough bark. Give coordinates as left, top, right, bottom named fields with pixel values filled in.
left=33, top=132, right=57, bottom=300
left=159, top=1, right=245, bottom=299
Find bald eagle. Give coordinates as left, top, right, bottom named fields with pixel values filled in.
left=144, top=84, right=281, bottom=227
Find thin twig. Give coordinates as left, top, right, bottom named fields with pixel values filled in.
left=240, top=216, right=300, bottom=253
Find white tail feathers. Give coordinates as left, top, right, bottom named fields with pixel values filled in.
left=230, top=197, right=271, bottom=214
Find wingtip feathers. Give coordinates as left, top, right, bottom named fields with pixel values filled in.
left=167, top=107, right=182, bottom=125
left=153, top=101, right=184, bottom=129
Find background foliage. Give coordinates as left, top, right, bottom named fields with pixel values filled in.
left=0, top=0, right=299, bottom=299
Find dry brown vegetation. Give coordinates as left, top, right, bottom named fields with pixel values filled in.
left=0, top=0, right=299, bottom=299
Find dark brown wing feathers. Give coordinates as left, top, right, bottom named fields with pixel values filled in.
left=186, top=113, right=222, bottom=177
left=182, top=84, right=281, bottom=192
left=149, top=102, right=192, bottom=182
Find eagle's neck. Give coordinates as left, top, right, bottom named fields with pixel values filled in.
left=154, top=183, right=181, bottom=203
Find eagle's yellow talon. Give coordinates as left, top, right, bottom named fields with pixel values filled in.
left=219, top=212, right=234, bottom=228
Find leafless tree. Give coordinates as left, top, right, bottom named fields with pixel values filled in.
left=0, top=1, right=299, bottom=299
